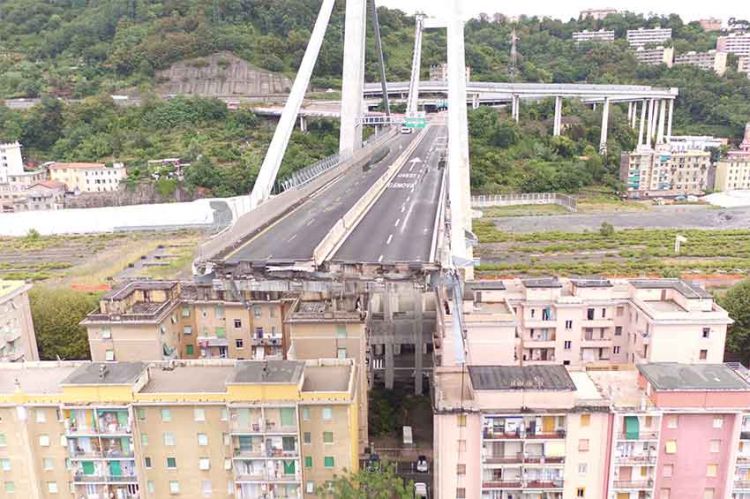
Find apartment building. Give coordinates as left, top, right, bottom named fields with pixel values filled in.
left=572, top=29, right=615, bottom=44
left=0, top=358, right=359, bottom=499
left=699, top=18, right=723, bottom=32
left=0, top=142, right=24, bottom=183
left=633, top=46, right=674, bottom=67
left=715, top=124, right=750, bottom=191
left=673, top=50, right=728, bottom=76
left=579, top=8, right=617, bottom=20
left=433, top=364, right=613, bottom=499
left=669, top=135, right=727, bottom=152
left=739, top=56, right=750, bottom=77
left=0, top=279, right=38, bottom=362
left=82, top=281, right=288, bottom=362
left=49, top=162, right=126, bottom=193
left=626, top=27, right=672, bottom=48
left=429, top=63, right=471, bottom=82
left=717, top=33, right=750, bottom=57
left=436, top=278, right=731, bottom=370
left=620, top=147, right=711, bottom=197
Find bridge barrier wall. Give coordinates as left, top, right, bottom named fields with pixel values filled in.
left=198, top=128, right=398, bottom=263
left=313, top=127, right=428, bottom=265
left=471, top=192, right=577, bottom=212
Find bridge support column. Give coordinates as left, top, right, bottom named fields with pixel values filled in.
left=246, top=0, right=336, bottom=211
left=649, top=99, right=659, bottom=145
left=299, top=116, right=307, bottom=133
left=472, top=93, right=479, bottom=109
left=448, top=0, right=473, bottom=279
left=413, top=289, right=424, bottom=395
left=666, top=99, right=674, bottom=142
left=630, top=101, right=638, bottom=129
left=638, top=99, right=647, bottom=147
left=339, top=0, right=367, bottom=154
left=646, top=99, right=655, bottom=148
left=627, top=102, right=633, bottom=125
left=553, top=96, right=562, bottom=136
left=383, top=285, right=395, bottom=390
left=599, top=97, right=610, bottom=154
left=656, top=99, right=666, bottom=145
left=511, top=95, right=519, bottom=122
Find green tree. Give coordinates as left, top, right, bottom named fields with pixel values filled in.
left=29, top=287, right=100, bottom=360
left=720, top=280, right=750, bottom=362
left=318, top=464, right=413, bottom=499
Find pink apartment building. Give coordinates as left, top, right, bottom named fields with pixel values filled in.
left=436, top=278, right=731, bottom=370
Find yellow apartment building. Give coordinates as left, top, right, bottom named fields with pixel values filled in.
left=0, top=358, right=359, bottom=499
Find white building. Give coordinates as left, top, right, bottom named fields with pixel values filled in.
left=669, top=135, right=727, bottom=152
left=0, top=142, right=25, bottom=183
left=715, top=124, right=750, bottom=192
left=673, top=50, right=728, bottom=76
left=717, top=32, right=750, bottom=57
left=49, top=162, right=127, bottom=193
left=626, top=27, right=672, bottom=48
left=572, top=29, right=616, bottom=44
left=579, top=8, right=618, bottom=20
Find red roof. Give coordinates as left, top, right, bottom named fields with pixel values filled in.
left=30, top=180, right=66, bottom=190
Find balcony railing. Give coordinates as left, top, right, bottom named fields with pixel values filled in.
left=736, top=454, right=750, bottom=464
left=616, top=431, right=659, bottom=441
left=734, top=480, right=750, bottom=490
left=613, top=479, right=654, bottom=490
left=251, top=336, right=283, bottom=346
left=484, top=430, right=566, bottom=440
left=482, top=481, right=523, bottom=489
left=70, top=449, right=135, bottom=459
left=615, top=454, right=657, bottom=465
left=73, top=475, right=138, bottom=484
left=526, top=479, right=564, bottom=489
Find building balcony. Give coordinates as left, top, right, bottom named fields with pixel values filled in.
left=482, top=481, right=523, bottom=489
left=197, top=336, right=229, bottom=348
left=741, top=431, right=750, bottom=440
left=73, top=474, right=138, bottom=484
left=251, top=336, right=283, bottom=347
left=483, top=430, right=566, bottom=440
left=582, top=318, right=613, bottom=327
left=581, top=337, right=612, bottom=347
left=70, top=449, right=135, bottom=460
left=736, top=454, right=750, bottom=465
left=616, top=431, right=659, bottom=441
left=524, top=319, right=557, bottom=328
left=66, top=422, right=132, bottom=437
left=525, top=479, right=564, bottom=490
left=613, top=479, right=654, bottom=490
left=735, top=480, right=750, bottom=491
left=615, top=454, right=657, bottom=465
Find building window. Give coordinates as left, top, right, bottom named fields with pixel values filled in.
left=161, top=409, right=172, bottom=422
left=201, top=480, right=212, bottom=498
left=167, top=457, right=177, bottom=469
left=147, top=481, right=155, bottom=494
left=323, top=432, right=334, bottom=444
left=713, top=416, right=723, bottom=428
left=578, top=462, right=588, bottom=475
left=234, top=339, right=244, bottom=349
left=215, top=305, right=224, bottom=318
left=186, top=345, right=194, bottom=356
left=253, top=305, right=261, bottom=318
left=665, top=440, right=677, bottom=454
left=564, top=341, right=572, bottom=349
left=613, top=346, right=621, bottom=354
left=615, top=326, right=622, bottom=336
left=709, top=439, right=720, bottom=453
left=181, top=307, right=190, bottom=317
left=577, top=488, right=585, bottom=498
left=302, top=407, right=310, bottom=421
left=305, top=456, right=313, bottom=468
left=169, top=481, right=180, bottom=494
left=580, top=414, right=590, bottom=427
left=457, top=414, right=467, bottom=427
left=336, top=325, right=347, bottom=338
left=322, top=407, right=333, bottom=421
left=303, top=432, right=311, bottom=444
left=194, top=408, right=206, bottom=422
left=144, top=457, right=152, bottom=468
left=105, top=350, right=115, bottom=361
left=47, top=482, right=58, bottom=494
left=337, top=347, right=347, bottom=359
left=197, top=433, right=209, bottom=446
left=578, top=439, right=589, bottom=452
left=565, top=320, right=573, bottom=329
left=4, top=482, right=14, bottom=493
left=199, top=458, right=210, bottom=471
left=457, top=463, right=466, bottom=475
left=234, top=319, right=242, bottom=328
left=306, top=482, right=315, bottom=494
left=35, top=409, right=46, bottom=423
left=215, top=327, right=225, bottom=338
left=137, top=408, right=146, bottom=421
left=0, top=459, right=10, bottom=471
left=183, top=326, right=192, bottom=335
left=667, top=415, right=678, bottom=428
left=43, top=458, right=53, bottom=470
left=700, top=349, right=708, bottom=360
left=324, top=456, right=335, bottom=468
left=587, top=308, right=595, bottom=320
left=164, top=433, right=175, bottom=446
left=456, top=488, right=466, bottom=498
left=706, top=464, right=717, bottom=477
left=703, top=327, right=710, bottom=338
left=39, top=435, right=50, bottom=447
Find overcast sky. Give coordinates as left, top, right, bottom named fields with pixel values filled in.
left=375, top=0, right=748, bottom=23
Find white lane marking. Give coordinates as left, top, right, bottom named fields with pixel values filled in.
left=386, top=234, right=393, bottom=245
left=401, top=202, right=415, bottom=233
left=378, top=254, right=384, bottom=263
left=288, top=234, right=297, bottom=242
left=306, top=218, right=315, bottom=226
left=401, top=205, right=406, bottom=213
left=394, top=218, right=400, bottom=227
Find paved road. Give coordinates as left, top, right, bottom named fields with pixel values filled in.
left=333, top=125, right=446, bottom=263
left=490, top=205, right=750, bottom=233
left=224, top=134, right=415, bottom=264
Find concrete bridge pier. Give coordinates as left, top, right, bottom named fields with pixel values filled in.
left=667, top=99, right=674, bottom=142
left=638, top=99, right=647, bottom=147
left=553, top=96, right=562, bottom=136
left=299, top=116, right=308, bottom=133
left=599, top=97, right=610, bottom=153
left=413, top=289, right=424, bottom=395
left=511, top=94, right=520, bottom=122
left=656, top=99, right=666, bottom=144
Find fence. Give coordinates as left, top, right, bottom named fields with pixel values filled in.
left=470, top=192, right=577, bottom=212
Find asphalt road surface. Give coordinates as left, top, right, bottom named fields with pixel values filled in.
left=490, top=205, right=750, bottom=233
left=333, top=125, right=446, bottom=263
left=224, top=133, right=415, bottom=264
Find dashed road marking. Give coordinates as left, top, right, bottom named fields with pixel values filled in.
left=386, top=234, right=393, bottom=245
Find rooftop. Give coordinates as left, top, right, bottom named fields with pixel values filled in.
left=588, top=369, right=649, bottom=409
left=49, top=162, right=108, bottom=170
left=104, top=280, right=179, bottom=300
left=467, top=280, right=506, bottom=291
left=630, top=279, right=712, bottom=299
left=571, top=278, right=613, bottom=288
left=0, top=279, right=30, bottom=300
left=468, top=365, right=576, bottom=391
left=62, top=362, right=146, bottom=385
left=643, top=299, right=686, bottom=313
left=229, top=360, right=304, bottom=385
left=0, top=363, right=82, bottom=394
left=637, top=363, right=750, bottom=391
left=141, top=364, right=234, bottom=393
left=521, top=277, right=562, bottom=289
left=302, top=364, right=351, bottom=392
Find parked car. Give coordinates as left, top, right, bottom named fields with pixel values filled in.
left=400, top=126, right=413, bottom=134
left=414, top=482, right=428, bottom=498
left=416, top=455, right=429, bottom=473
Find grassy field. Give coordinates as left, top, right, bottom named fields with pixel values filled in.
left=479, top=204, right=570, bottom=217
left=474, top=220, right=750, bottom=277
left=0, top=231, right=202, bottom=285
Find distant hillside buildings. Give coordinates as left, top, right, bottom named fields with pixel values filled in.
left=572, top=29, right=615, bottom=44
left=579, top=8, right=617, bottom=21
left=49, top=162, right=126, bottom=194
left=626, top=26, right=673, bottom=48
left=674, top=50, right=728, bottom=76
left=715, top=124, right=750, bottom=192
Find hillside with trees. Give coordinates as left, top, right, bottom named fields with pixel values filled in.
left=1, top=1, right=749, bottom=196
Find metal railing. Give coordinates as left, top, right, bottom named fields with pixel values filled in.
left=471, top=192, right=577, bottom=212
left=278, top=152, right=346, bottom=192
